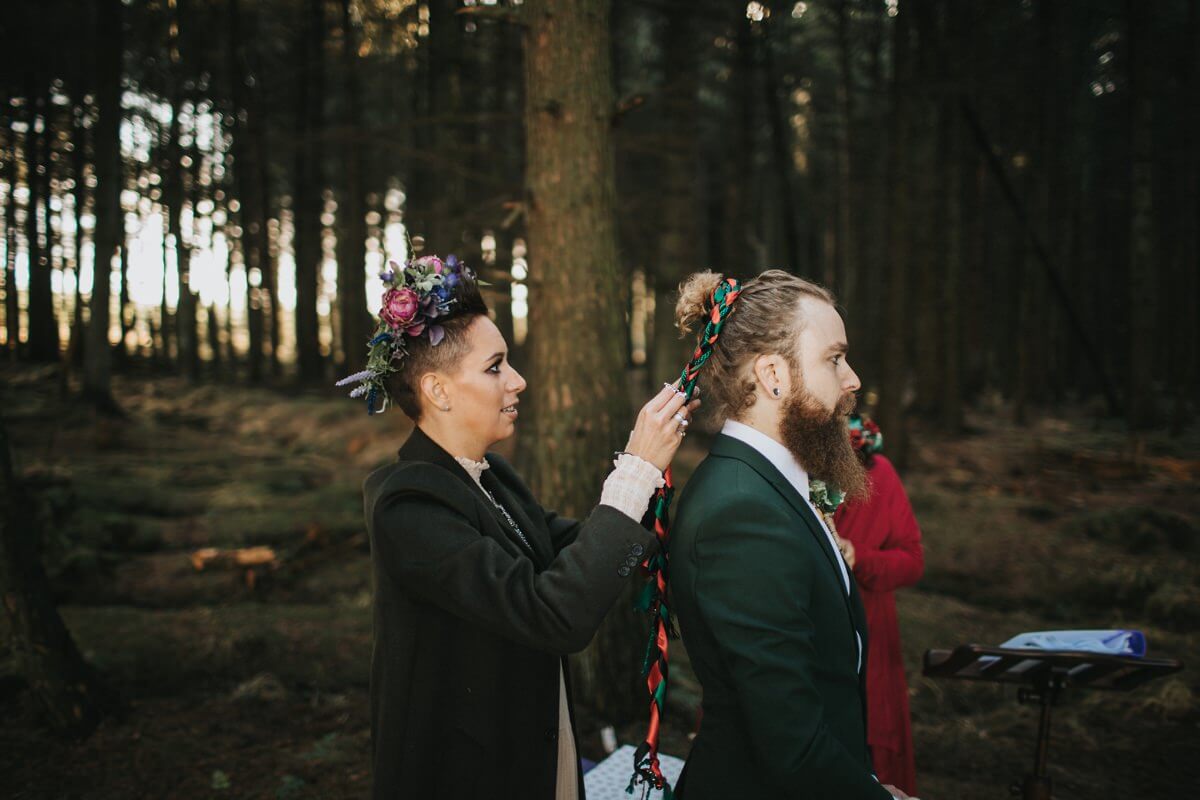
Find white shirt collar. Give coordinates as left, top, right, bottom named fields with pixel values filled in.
left=720, top=419, right=811, bottom=501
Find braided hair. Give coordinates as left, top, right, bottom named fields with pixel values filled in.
left=630, top=268, right=839, bottom=797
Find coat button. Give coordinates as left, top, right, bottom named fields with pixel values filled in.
left=630, top=543, right=645, bottom=556
left=617, top=565, right=631, bottom=577
left=625, top=555, right=639, bottom=567
left=545, top=728, right=558, bottom=741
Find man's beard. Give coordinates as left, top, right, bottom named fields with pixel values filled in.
left=779, top=385, right=870, bottom=503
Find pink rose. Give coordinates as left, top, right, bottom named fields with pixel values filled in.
left=380, top=287, right=420, bottom=328
left=413, top=255, right=444, bottom=274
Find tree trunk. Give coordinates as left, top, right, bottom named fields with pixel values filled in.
left=164, top=35, right=199, bottom=381
left=229, top=0, right=275, bottom=381
left=26, top=88, right=58, bottom=362
left=520, top=0, right=638, bottom=720
left=910, top=0, right=939, bottom=418
left=760, top=8, right=803, bottom=271
left=336, top=0, right=372, bottom=370
left=833, top=0, right=858, bottom=303
left=878, top=0, right=913, bottom=467
left=83, top=0, right=122, bottom=413
left=938, top=0, right=963, bottom=431
left=1182, top=0, right=1200, bottom=412
left=292, top=0, right=325, bottom=384
left=4, top=139, right=18, bottom=357
left=1125, top=0, right=1155, bottom=429
left=0, top=418, right=107, bottom=736
left=650, top=0, right=701, bottom=385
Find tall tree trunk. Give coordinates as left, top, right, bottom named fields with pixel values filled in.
left=68, top=103, right=89, bottom=367
left=164, top=42, right=198, bottom=381
left=650, top=0, right=701, bottom=385
left=937, top=0, right=963, bottom=430
left=336, top=0, right=372, bottom=370
left=229, top=0, right=274, bottom=381
left=0, top=418, right=107, bottom=736
left=1182, top=0, right=1200, bottom=413
left=910, top=0, right=939, bottom=417
left=760, top=8, right=802, bottom=271
left=26, top=88, right=58, bottom=362
left=4, top=141, right=18, bottom=357
left=521, top=0, right=637, bottom=720
left=292, top=0, right=325, bottom=384
left=1125, top=0, right=1155, bottom=429
left=833, top=0, right=858, bottom=303
left=83, top=0, right=122, bottom=413
left=878, top=0, right=913, bottom=467
left=718, top=12, right=757, bottom=269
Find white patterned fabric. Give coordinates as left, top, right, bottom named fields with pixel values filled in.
left=600, top=453, right=665, bottom=521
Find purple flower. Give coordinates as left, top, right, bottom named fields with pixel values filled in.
left=427, top=325, right=445, bottom=346
left=335, top=369, right=374, bottom=387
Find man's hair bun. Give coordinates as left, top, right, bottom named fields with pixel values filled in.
left=674, top=270, right=726, bottom=336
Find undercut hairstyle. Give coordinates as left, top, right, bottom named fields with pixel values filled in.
left=674, top=269, right=836, bottom=424
left=390, top=277, right=490, bottom=420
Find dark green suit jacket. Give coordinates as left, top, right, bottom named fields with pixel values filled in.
left=364, top=427, right=657, bottom=800
left=671, top=434, right=892, bottom=799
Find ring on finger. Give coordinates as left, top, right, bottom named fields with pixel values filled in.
left=672, top=412, right=688, bottom=426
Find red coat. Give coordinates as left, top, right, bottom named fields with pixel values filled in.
left=833, top=455, right=924, bottom=795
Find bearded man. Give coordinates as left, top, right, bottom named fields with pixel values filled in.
left=669, top=270, right=908, bottom=800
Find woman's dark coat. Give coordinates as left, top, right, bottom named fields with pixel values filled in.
left=364, top=427, right=656, bottom=800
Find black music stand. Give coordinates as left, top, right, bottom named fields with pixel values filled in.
left=923, top=644, right=1182, bottom=800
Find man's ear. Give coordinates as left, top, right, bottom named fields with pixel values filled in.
left=752, top=353, right=792, bottom=400
left=419, top=371, right=450, bottom=412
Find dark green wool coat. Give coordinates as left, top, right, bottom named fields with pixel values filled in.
left=671, top=434, right=893, bottom=800
left=363, top=426, right=656, bottom=800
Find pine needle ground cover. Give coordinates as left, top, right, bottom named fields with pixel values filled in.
left=1, top=365, right=1195, bottom=799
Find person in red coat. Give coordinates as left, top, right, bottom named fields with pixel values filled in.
left=831, top=414, right=924, bottom=796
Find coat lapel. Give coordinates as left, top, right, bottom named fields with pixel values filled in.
left=709, top=434, right=863, bottom=642
left=397, top=427, right=551, bottom=568
left=479, top=467, right=554, bottom=568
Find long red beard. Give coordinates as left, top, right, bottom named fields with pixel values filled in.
left=779, top=388, right=870, bottom=503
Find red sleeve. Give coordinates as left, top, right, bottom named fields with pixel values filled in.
left=852, top=456, right=925, bottom=592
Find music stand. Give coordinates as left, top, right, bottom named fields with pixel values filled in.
left=923, top=644, right=1182, bottom=800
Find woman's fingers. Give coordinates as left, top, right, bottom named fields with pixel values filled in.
left=658, top=387, right=688, bottom=422
left=646, top=382, right=680, bottom=415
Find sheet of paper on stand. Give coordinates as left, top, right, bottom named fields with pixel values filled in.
left=583, top=745, right=685, bottom=800
left=998, top=630, right=1146, bottom=657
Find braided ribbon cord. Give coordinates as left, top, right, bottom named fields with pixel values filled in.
left=629, top=278, right=741, bottom=799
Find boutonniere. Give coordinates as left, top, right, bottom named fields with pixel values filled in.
left=809, top=479, right=844, bottom=516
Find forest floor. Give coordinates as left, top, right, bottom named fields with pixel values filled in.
left=1, top=363, right=1197, bottom=799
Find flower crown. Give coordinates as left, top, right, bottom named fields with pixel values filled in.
left=336, top=253, right=477, bottom=414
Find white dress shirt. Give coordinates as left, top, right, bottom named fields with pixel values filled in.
left=720, top=419, right=863, bottom=673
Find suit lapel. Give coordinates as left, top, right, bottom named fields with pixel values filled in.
left=709, top=434, right=862, bottom=643
left=397, top=427, right=550, bottom=567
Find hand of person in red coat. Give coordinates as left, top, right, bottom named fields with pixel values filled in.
left=836, top=534, right=857, bottom=569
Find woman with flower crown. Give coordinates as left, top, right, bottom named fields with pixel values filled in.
left=340, top=254, right=696, bottom=800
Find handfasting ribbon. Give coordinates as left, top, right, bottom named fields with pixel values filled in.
left=629, top=278, right=741, bottom=799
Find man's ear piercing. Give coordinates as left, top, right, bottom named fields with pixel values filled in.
left=773, top=388, right=781, bottom=397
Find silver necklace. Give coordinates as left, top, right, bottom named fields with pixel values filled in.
left=481, top=486, right=533, bottom=553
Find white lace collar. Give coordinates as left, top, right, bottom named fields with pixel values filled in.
left=454, top=456, right=490, bottom=486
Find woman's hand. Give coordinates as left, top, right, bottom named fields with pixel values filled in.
left=624, top=382, right=701, bottom=472
left=836, top=535, right=856, bottom=569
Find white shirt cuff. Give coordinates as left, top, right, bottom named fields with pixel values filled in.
left=599, top=453, right=665, bottom=521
